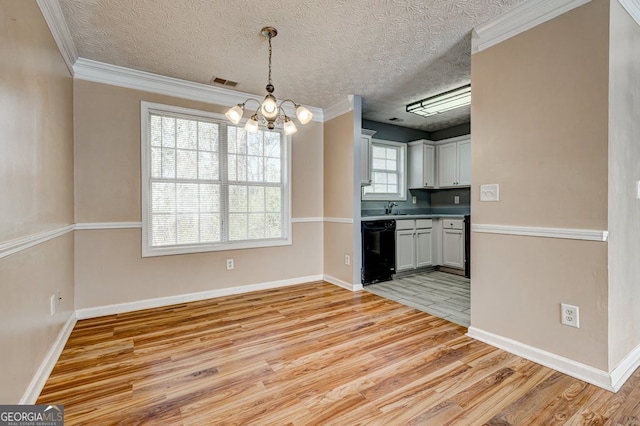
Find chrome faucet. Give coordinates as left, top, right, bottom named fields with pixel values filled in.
left=385, top=201, right=398, bottom=215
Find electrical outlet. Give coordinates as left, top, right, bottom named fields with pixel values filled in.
left=454, top=195, right=460, bottom=204
left=412, top=196, right=417, bottom=204
left=561, top=303, right=579, bottom=328
left=50, top=295, right=56, bottom=316
left=344, top=254, right=350, bottom=266
left=226, top=258, right=234, bottom=270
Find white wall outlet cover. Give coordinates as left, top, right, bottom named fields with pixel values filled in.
left=454, top=195, right=460, bottom=204
left=412, top=196, right=417, bottom=204
left=480, top=184, right=499, bottom=202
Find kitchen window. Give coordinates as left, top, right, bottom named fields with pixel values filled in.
left=141, top=102, right=291, bottom=257
left=362, top=140, right=407, bottom=201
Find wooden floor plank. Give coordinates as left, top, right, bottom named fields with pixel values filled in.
left=37, top=281, right=640, bottom=425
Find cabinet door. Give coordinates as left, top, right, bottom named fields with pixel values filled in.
left=442, top=229, right=464, bottom=269
left=360, top=135, right=372, bottom=186
left=437, top=142, right=457, bottom=187
left=396, top=230, right=415, bottom=272
left=423, top=145, right=435, bottom=188
left=415, top=229, right=433, bottom=268
left=457, top=139, right=471, bottom=186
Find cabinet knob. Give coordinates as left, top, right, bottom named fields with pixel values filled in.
left=425, top=182, right=428, bottom=186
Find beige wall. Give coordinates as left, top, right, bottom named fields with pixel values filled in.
left=323, top=112, right=355, bottom=283
left=607, top=0, right=640, bottom=370
left=0, top=0, right=75, bottom=403
left=471, top=0, right=610, bottom=369
left=73, top=80, right=324, bottom=309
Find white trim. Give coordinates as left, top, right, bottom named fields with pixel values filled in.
left=291, top=217, right=324, bottom=223
left=618, top=0, right=640, bottom=26
left=323, top=95, right=354, bottom=122
left=610, top=342, right=640, bottom=392
left=472, top=223, right=608, bottom=242
left=20, top=313, right=77, bottom=404
left=324, top=217, right=354, bottom=224
left=467, top=326, right=615, bottom=391
left=0, top=225, right=74, bottom=259
left=323, top=275, right=363, bottom=292
left=74, top=58, right=324, bottom=122
left=472, top=0, right=592, bottom=53
left=75, top=222, right=142, bottom=230
left=36, top=0, right=78, bottom=74
left=75, top=275, right=323, bottom=319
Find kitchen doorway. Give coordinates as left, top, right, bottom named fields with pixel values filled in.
left=364, top=271, right=470, bottom=327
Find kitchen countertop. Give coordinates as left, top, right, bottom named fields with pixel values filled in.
left=361, top=213, right=467, bottom=221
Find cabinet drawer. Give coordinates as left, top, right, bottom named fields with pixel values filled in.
left=415, top=219, right=432, bottom=229
left=395, top=220, right=415, bottom=230
left=442, top=219, right=463, bottom=230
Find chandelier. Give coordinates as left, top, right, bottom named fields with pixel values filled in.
left=225, top=27, right=313, bottom=135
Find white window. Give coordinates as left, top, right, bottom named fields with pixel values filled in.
left=362, top=140, right=407, bottom=201
left=141, top=102, right=291, bottom=257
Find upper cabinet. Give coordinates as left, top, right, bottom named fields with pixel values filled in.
left=407, top=136, right=470, bottom=189
left=360, top=129, right=376, bottom=186
left=408, top=140, right=435, bottom=189
left=437, top=137, right=471, bottom=188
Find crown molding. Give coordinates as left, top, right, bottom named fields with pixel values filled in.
left=618, top=0, right=640, bottom=26
left=73, top=58, right=324, bottom=122
left=323, top=95, right=355, bottom=122
left=472, top=0, right=592, bottom=53
left=36, top=0, right=78, bottom=75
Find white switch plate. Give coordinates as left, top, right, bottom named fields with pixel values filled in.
left=480, top=184, right=499, bottom=202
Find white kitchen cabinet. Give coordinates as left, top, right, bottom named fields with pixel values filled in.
left=415, top=229, right=433, bottom=268
left=360, top=129, right=376, bottom=186
left=396, top=229, right=416, bottom=272
left=407, top=140, right=436, bottom=189
left=437, top=137, right=471, bottom=188
left=396, top=219, right=434, bottom=272
left=441, top=219, right=464, bottom=269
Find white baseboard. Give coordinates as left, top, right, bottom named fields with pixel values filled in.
left=610, top=341, right=640, bottom=392
left=21, top=313, right=77, bottom=404
left=467, top=326, right=617, bottom=391
left=323, top=275, right=362, bottom=292
left=75, top=275, right=324, bottom=319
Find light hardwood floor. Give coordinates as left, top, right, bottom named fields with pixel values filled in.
left=365, top=271, right=471, bottom=327
left=38, top=282, right=640, bottom=425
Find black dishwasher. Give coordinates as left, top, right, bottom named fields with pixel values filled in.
left=361, top=220, right=396, bottom=285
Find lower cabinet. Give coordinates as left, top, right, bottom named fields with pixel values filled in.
left=442, top=219, right=464, bottom=269
left=396, top=220, right=433, bottom=272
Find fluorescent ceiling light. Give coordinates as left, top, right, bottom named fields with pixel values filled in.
left=406, top=85, right=471, bottom=117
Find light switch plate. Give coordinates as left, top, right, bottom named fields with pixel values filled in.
left=480, top=184, right=499, bottom=202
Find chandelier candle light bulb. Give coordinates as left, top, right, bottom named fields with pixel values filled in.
left=225, top=27, right=312, bottom=134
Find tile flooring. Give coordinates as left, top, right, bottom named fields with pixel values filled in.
left=364, top=270, right=471, bottom=327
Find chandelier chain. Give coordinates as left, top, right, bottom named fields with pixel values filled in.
left=267, top=35, right=273, bottom=86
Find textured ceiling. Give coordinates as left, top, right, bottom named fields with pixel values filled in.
left=57, top=0, right=527, bottom=132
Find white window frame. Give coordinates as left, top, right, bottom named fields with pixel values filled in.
left=141, top=101, right=292, bottom=257
left=362, top=139, right=407, bottom=201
